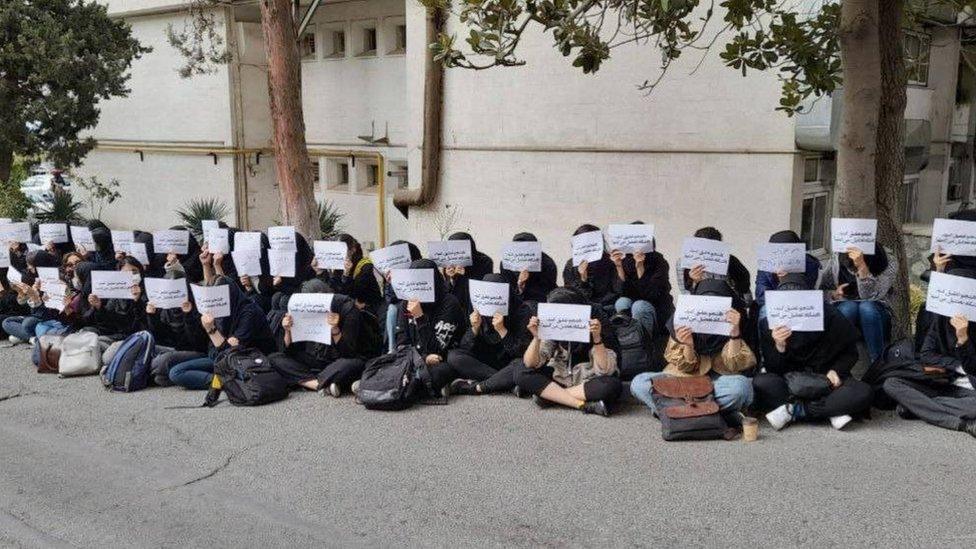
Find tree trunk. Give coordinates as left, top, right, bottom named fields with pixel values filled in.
left=259, top=0, right=319, bottom=238
left=835, top=0, right=882, bottom=218
left=875, top=0, right=911, bottom=337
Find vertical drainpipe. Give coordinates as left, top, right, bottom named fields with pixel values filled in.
left=225, top=6, right=250, bottom=228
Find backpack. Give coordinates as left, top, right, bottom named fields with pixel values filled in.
left=212, top=347, right=289, bottom=406
left=33, top=334, right=65, bottom=374
left=58, top=331, right=101, bottom=377
left=862, top=338, right=938, bottom=410
left=611, top=314, right=653, bottom=381
left=101, top=331, right=155, bottom=392
left=651, top=376, right=734, bottom=441
left=359, top=346, right=432, bottom=411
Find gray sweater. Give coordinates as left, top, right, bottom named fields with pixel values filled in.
left=816, top=247, right=897, bottom=308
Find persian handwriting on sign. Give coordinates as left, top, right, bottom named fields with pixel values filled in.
left=153, top=230, right=190, bottom=255
left=313, top=240, right=348, bottom=270
left=607, top=224, right=655, bottom=254
left=70, top=226, right=95, bottom=249
left=144, top=277, right=189, bottom=310
left=680, top=237, right=731, bottom=276
left=765, top=290, right=824, bottom=332
left=390, top=269, right=436, bottom=303
left=38, top=223, right=69, bottom=244
left=44, top=282, right=68, bottom=312
left=370, top=243, right=413, bottom=274
left=0, top=222, right=31, bottom=243
left=231, top=249, right=263, bottom=276
left=268, top=249, right=296, bottom=278
left=191, top=284, right=231, bottom=319
left=206, top=228, right=230, bottom=254
left=36, top=267, right=60, bottom=288
left=469, top=279, right=509, bottom=317
left=755, top=243, right=807, bottom=274
left=268, top=226, right=297, bottom=251
left=571, top=230, right=604, bottom=267
left=288, top=293, right=335, bottom=345
left=930, top=218, right=976, bottom=256
left=537, top=303, right=591, bottom=343
left=926, top=271, right=976, bottom=322
left=427, top=240, right=473, bottom=267
left=673, top=295, right=733, bottom=336
left=91, top=271, right=136, bottom=300
left=111, top=230, right=134, bottom=250
left=831, top=218, right=877, bottom=255
left=500, top=241, right=542, bottom=272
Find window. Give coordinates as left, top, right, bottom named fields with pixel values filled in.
left=803, top=157, right=820, bottom=182
left=363, top=27, right=377, bottom=55
left=801, top=191, right=830, bottom=253
left=364, top=164, right=379, bottom=189
left=947, top=159, right=963, bottom=202
left=904, top=31, right=931, bottom=86
left=310, top=158, right=321, bottom=191
left=394, top=24, right=407, bottom=52
left=327, top=160, right=350, bottom=190
left=902, top=177, right=919, bottom=223
left=333, top=31, right=346, bottom=57
left=300, top=27, right=317, bottom=60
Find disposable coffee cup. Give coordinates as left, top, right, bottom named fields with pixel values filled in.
left=742, top=417, right=759, bottom=442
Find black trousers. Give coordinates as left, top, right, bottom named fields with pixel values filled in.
left=516, top=365, right=623, bottom=405
left=427, top=349, right=500, bottom=390
left=753, top=372, right=873, bottom=419
left=883, top=377, right=976, bottom=431
left=270, top=353, right=365, bottom=391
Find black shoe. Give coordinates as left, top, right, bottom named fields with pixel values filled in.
left=513, top=385, right=529, bottom=399
left=581, top=400, right=610, bottom=417
left=895, top=404, right=918, bottom=420
left=450, top=378, right=478, bottom=396
left=532, top=394, right=554, bottom=408
left=419, top=386, right=450, bottom=406
left=963, top=420, right=976, bottom=439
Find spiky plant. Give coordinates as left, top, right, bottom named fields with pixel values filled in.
left=35, top=188, right=84, bottom=223
left=176, top=197, right=229, bottom=237
left=318, top=200, right=344, bottom=239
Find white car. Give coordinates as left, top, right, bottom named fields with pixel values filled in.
left=20, top=171, right=72, bottom=205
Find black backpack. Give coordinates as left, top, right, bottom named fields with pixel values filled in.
left=212, top=347, right=290, bottom=406
left=359, top=346, right=432, bottom=411
left=650, top=376, right=734, bottom=441
left=611, top=313, right=653, bottom=381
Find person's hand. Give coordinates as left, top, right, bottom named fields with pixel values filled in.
left=951, top=314, right=969, bottom=345
left=406, top=299, right=423, bottom=318
left=213, top=251, right=224, bottom=266
left=934, top=246, right=952, bottom=273
left=131, top=284, right=141, bottom=299
left=88, top=294, right=102, bottom=310
left=442, top=266, right=455, bottom=279
left=772, top=325, right=792, bottom=353
left=455, top=265, right=465, bottom=277
left=44, top=241, right=56, bottom=253
left=181, top=300, right=193, bottom=314
left=311, top=258, right=324, bottom=275
left=8, top=241, right=18, bottom=253
left=470, top=310, right=482, bottom=332
left=115, top=251, right=126, bottom=261
left=227, top=337, right=240, bottom=347
left=13, top=282, right=28, bottom=295
left=589, top=318, right=602, bottom=344
left=832, top=283, right=849, bottom=301
left=273, top=276, right=282, bottom=287
left=577, top=260, right=589, bottom=282
left=75, top=243, right=87, bottom=255
left=343, top=257, right=353, bottom=276
left=775, top=269, right=788, bottom=282
left=847, top=247, right=866, bottom=270
left=517, top=269, right=529, bottom=292
left=281, top=313, right=293, bottom=331
left=527, top=316, right=539, bottom=338
left=384, top=270, right=393, bottom=284
left=610, top=249, right=625, bottom=267
left=327, top=312, right=340, bottom=329
left=239, top=275, right=253, bottom=290
left=675, top=326, right=694, bottom=347
left=634, top=250, right=646, bottom=264
left=201, top=313, right=216, bottom=332
left=492, top=312, right=506, bottom=334
left=726, top=309, right=741, bottom=338
left=424, top=354, right=442, bottom=366
left=197, top=247, right=211, bottom=266
left=689, top=264, right=706, bottom=283
left=146, top=303, right=157, bottom=315
left=826, top=370, right=842, bottom=389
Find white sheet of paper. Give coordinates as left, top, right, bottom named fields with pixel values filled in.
left=0, top=222, right=31, bottom=243
left=111, top=230, right=134, bottom=250
left=0, top=250, right=9, bottom=269
left=44, top=282, right=68, bottom=312
left=234, top=231, right=263, bottom=251
left=91, top=270, right=135, bottom=300
left=38, top=223, right=68, bottom=244
left=926, top=271, right=976, bottom=322
left=26, top=243, right=42, bottom=252
left=7, top=267, right=22, bottom=286
left=537, top=303, right=591, bottom=343
left=36, top=267, right=61, bottom=288
left=288, top=293, right=335, bottom=345
left=201, top=220, right=220, bottom=234
left=673, top=295, right=733, bottom=336
left=427, top=240, right=473, bottom=267
left=144, top=277, right=188, bottom=309
left=0, top=218, right=9, bottom=224
left=755, top=243, right=807, bottom=274
left=765, top=290, right=824, bottom=332
left=153, top=230, right=189, bottom=255
left=930, top=218, right=976, bottom=255
left=571, top=230, right=604, bottom=267
left=191, top=284, right=231, bottom=319
left=831, top=218, right=877, bottom=255
left=313, top=240, right=348, bottom=270
left=70, top=226, right=95, bottom=249
left=607, top=224, right=655, bottom=254
left=680, top=237, right=731, bottom=275
left=469, top=279, right=509, bottom=317
left=231, top=249, right=263, bottom=276
left=370, top=243, right=413, bottom=274
left=390, top=269, right=436, bottom=303
left=128, top=242, right=150, bottom=266
left=268, top=249, right=296, bottom=278
left=500, top=241, right=542, bottom=272
left=206, top=228, right=230, bottom=254
left=268, top=226, right=297, bottom=251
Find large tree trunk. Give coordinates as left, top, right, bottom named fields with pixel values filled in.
left=259, top=0, right=319, bottom=238
left=875, top=0, right=911, bottom=337
left=836, top=0, right=882, bottom=217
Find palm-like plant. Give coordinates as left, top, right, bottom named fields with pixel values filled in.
left=318, top=200, right=344, bottom=238
left=35, top=188, right=84, bottom=223
left=176, top=197, right=229, bottom=237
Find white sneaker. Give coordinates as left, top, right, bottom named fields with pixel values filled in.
left=7, top=335, right=22, bottom=344
left=351, top=380, right=360, bottom=395
left=766, top=404, right=795, bottom=431
left=328, top=383, right=341, bottom=398
left=830, top=415, right=853, bottom=430
left=28, top=337, right=36, bottom=346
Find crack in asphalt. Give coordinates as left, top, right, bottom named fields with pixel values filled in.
left=0, top=390, right=40, bottom=404
left=159, top=447, right=251, bottom=492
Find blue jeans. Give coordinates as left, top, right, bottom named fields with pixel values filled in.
left=3, top=316, right=40, bottom=341
left=385, top=304, right=398, bottom=353
left=834, top=300, right=889, bottom=363
left=169, top=357, right=216, bottom=390
left=35, top=320, right=69, bottom=336
left=630, top=371, right=754, bottom=413
left=615, top=297, right=657, bottom=335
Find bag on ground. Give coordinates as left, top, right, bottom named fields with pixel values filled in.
left=58, top=331, right=101, bottom=377
left=101, top=331, right=155, bottom=392
left=783, top=371, right=833, bottom=400
left=651, top=376, right=732, bottom=441
left=213, top=347, right=289, bottom=406
left=611, top=313, right=654, bottom=381
left=33, top=334, right=65, bottom=374
left=358, top=346, right=431, bottom=411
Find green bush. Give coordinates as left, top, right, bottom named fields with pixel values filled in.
left=176, top=197, right=229, bottom=237
left=0, top=160, right=33, bottom=220
left=318, top=200, right=344, bottom=238
left=35, top=188, right=85, bottom=223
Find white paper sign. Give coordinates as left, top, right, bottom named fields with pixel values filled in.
left=607, top=224, right=655, bottom=254
left=673, top=295, right=733, bottom=336
left=144, top=277, right=188, bottom=309
left=231, top=249, right=263, bottom=276
left=537, top=303, right=591, bottom=343
left=111, top=230, right=134, bottom=250
left=201, top=220, right=220, bottom=235
left=390, top=269, right=436, bottom=303
left=288, top=293, right=335, bottom=345
left=930, top=218, right=976, bottom=255
left=314, top=240, right=348, bottom=270
left=427, top=240, right=473, bottom=268
left=0, top=250, right=9, bottom=269
left=191, top=284, right=231, bottom=319
left=926, top=271, right=976, bottom=322
left=234, top=231, right=263, bottom=251
left=469, top=279, right=509, bottom=317
left=501, top=241, right=542, bottom=272
left=36, top=267, right=61, bottom=288
left=91, top=270, right=136, bottom=300
left=831, top=218, right=877, bottom=255
left=765, top=290, right=824, bottom=332
left=370, top=243, right=413, bottom=274
left=0, top=218, right=9, bottom=224
left=680, top=237, right=731, bottom=276
left=26, top=243, right=42, bottom=252
left=44, top=282, right=68, bottom=312
left=38, top=223, right=68, bottom=244
left=268, top=226, right=297, bottom=251
left=756, top=243, right=807, bottom=274
left=571, top=230, right=604, bottom=267
left=153, top=230, right=190, bottom=255
left=7, top=267, right=22, bottom=286
left=128, top=242, right=150, bottom=266
left=0, top=222, right=31, bottom=243
left=70, top=226, right=96, bottom=250
left=268, top=249, right=296, bottom=278
left=205, top=228, right=230, bottom=254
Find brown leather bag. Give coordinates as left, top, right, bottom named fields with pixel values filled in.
left=36, top=335, right=64, bottom=374
left=652, top=376, right=720, bottom=418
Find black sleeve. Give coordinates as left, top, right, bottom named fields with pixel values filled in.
left=829, top=346, right=859, bottom=378
left=919, top=323, right=963, bottom=370
left=334, top=307, right=361, bottom=358
left=632, top=255, right=671, bottom=305
left=562, top=260, right=594, bottom=302
left=761, top=335, right=792, bottom=375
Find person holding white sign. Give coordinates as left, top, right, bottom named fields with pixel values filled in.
left=314, top=233, right=383, bottom=314
left=499, top=232, right=558, bottom=304
left=677, top=227, right=752, bottom=302
left=755, top=275, right=874, bottom=431
left=516, top=288, right=621, bottom=416
left=144, top=271, right=209, bottom=385
left=755, top=230, right=821, bottom=320
left=630, top=280, right=755, bottom=418
left=609, top=220, right=674, bottom=337
left=268, top=230, right=314, bottom=296
left=379, top=240, right=423, bottom=353
left=562, top=224, right=619, bottom=314
left=442, top=232, right=495, bottom=314
left=1, top=250, right=64, bottom=343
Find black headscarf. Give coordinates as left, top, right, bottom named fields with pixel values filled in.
left=667, top=278, right=738, bottom=356
left=684, top=226, right=751, bottom=299
left=769, top=273, right=858, bottom=369
left=213, top=275, right=273, bottom=352
left=837, top=246, right=889, bottom=299
left=501, top=232, right=558, bottom=304
left=389, top=239, right=422, bottom=261
left=409, top=258, right=447, bottom=314
left=483, top=272, right=524, bottom=318
left=133, top=230, right=165, bottom=277
left=769, top=230, right=801, bottom=244
left=448, top=231, right=493, bottom=280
